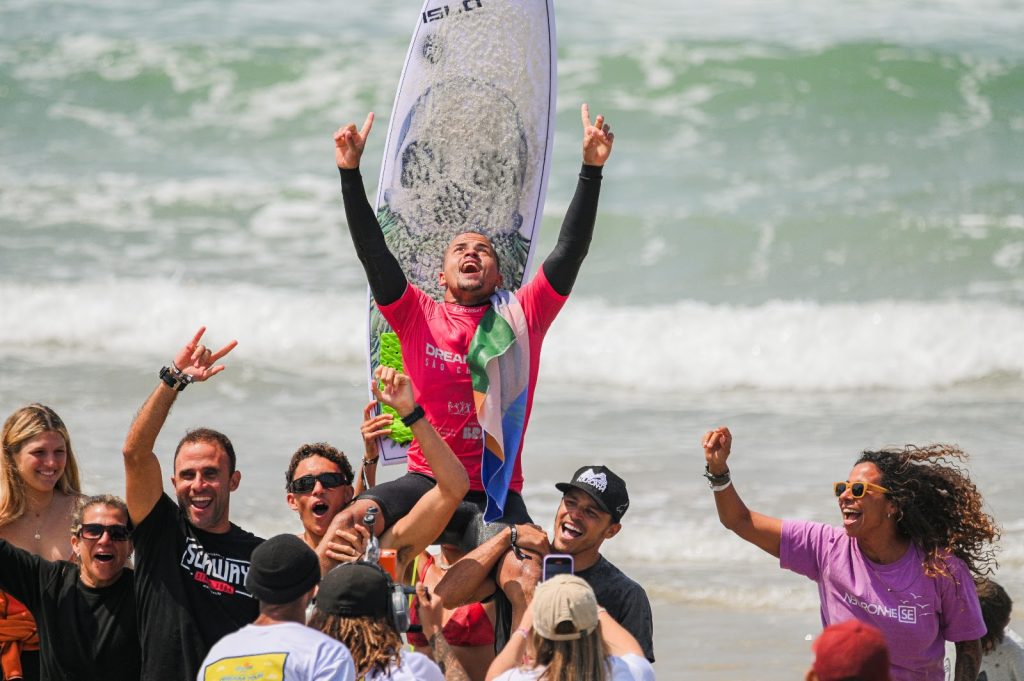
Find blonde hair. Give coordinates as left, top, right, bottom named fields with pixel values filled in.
left=308, top=611, right=403, bottom=677
left=1, top=404, right=82, bottom=527
left=531, top=621, right=608, bottom=681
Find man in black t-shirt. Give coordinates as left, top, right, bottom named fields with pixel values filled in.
left=122, top=327, right=264, bottom=681
left=0, top=495, right=139, bottom=681
left=434, top=464, right=655, bottom=663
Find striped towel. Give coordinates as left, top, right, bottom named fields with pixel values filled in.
left=468, top=289, right=531, bottom=523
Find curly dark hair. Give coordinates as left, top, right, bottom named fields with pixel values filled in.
left=975, top=577, right=1012, bottom=654
left=856, top=444, right=999, bottom=578
left=284, top=442, right=354, bottom=490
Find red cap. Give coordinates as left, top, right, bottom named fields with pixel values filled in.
left=812, top=619, right=891, bottom=681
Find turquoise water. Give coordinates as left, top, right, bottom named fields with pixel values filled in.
left=2, top=1, right=1023, bottom=677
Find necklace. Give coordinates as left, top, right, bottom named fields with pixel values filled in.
left=31, top=511, right=45, bottom=541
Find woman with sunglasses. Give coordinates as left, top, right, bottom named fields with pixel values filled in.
left=1, top=404, right=83, bottom=681
left=702, top=426, right=997, bottom=681
left=0, top=494, right=139, bottom=681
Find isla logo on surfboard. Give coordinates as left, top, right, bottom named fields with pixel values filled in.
left=422, top=0, right=484, bottom=24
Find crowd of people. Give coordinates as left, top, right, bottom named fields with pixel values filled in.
left=0, top=100, right=1016, bottom=681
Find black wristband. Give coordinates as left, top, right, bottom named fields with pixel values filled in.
left=703, top=463, right=731, bottom=486
left=159, top=366, right=193, bottom=392
left=400, top=404, right=425, bottom=427
left=508, top=524, right=526, bottom=560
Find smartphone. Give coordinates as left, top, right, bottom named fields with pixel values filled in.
left=542, top=554, right=574, bottom=581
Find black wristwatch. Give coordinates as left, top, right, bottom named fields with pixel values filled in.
left=159, top=366, right=193, bottom=392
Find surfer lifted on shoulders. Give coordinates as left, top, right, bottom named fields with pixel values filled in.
left=330, top=104, right=614, bottom=547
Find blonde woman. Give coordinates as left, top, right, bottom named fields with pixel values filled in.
left=486, top=575, right=654, bottom=681
left=1, top=404, right=82, bottom=681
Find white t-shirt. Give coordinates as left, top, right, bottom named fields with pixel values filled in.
left=491, top=654, right=654, bottom=681
left=980, top=629, right=1024, bottom=681
left=197, top=621, right=355, bottom=681
left=363, top=650, right=444, bottom=681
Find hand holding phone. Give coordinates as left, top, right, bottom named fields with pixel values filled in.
left=542, top=554, right=574, bottom=581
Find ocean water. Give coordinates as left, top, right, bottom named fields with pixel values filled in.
left=1, top=0, right=1022, bottom=678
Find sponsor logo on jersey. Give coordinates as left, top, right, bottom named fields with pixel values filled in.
left=842, top=592, right=918, bottom=624
left=181, top=538, right=254, bottom=598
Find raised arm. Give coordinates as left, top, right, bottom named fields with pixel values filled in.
left=376, top=366, right=470, bottom=569
left=434, top=523, right=549, bottom=608
left=486, top=601, right=535, bottom=681
left=598, top=608, right=644, bottom=658
left=334, top=113, right=407, bottom=305
left=540, top=103, right=615, bottom=296
left=703, top=427, right=783, bottom=558
left=122, top=327, right=236, bottom=525
left=353, top=400, right=388, bottom=496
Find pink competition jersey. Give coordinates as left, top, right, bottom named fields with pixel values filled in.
left=781, top=520, right=985, bottom=681
left=378, top=269, right=566, bottom=492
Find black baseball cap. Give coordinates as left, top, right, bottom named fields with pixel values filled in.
left=555, top=465, right=629, bottom=523
left=315, top=561, right=390, bottom=618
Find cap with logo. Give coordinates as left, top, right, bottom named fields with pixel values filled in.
left=555, top=465, right=629, bottom=523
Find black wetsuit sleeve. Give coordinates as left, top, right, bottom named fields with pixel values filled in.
left=540, top=163, right=603, bottom=296
left=339, top=167, right=408, bottom=306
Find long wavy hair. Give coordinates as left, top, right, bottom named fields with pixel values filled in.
left=1, top=404, right=82, bottom=527
left=856, top=444, right=998, bottom=577
left=529, top=621, right=608, bottom=681
left=308, top=611, right=403, bottom=677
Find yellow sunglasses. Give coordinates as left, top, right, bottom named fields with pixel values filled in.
left=833, top=481, right=889, bottom=498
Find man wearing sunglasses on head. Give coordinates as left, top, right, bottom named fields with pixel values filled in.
left=122, top=327, right=264, bottom=681
left=702, top=426, right=994, bottom=681
left=0, top=494, right=140, bottom=681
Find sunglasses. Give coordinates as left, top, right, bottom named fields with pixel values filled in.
left=833, top=481, right=890, bottom=498
left=78, top=523, right=131, bottom=541
left=288, top=472, right=351, bottom=494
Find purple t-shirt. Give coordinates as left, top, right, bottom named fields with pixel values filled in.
left=781, top=520, right=985, bottom=681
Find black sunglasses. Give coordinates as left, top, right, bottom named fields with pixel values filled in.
left=288, top=472, right=351, bottom=494
left=78, top=523, right=131, bottom=541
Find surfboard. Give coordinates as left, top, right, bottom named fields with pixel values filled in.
left=366, top=0, right=557, bottom=464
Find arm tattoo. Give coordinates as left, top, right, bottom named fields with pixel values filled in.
left=954, top=639, right=982, bottom=681
left=428, top=633, right=471, bottom=681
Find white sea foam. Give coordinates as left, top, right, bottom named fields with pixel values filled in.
left=2, top=279, right=1022, bottom=392
left=544, top=297, right=1024, bottom=391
